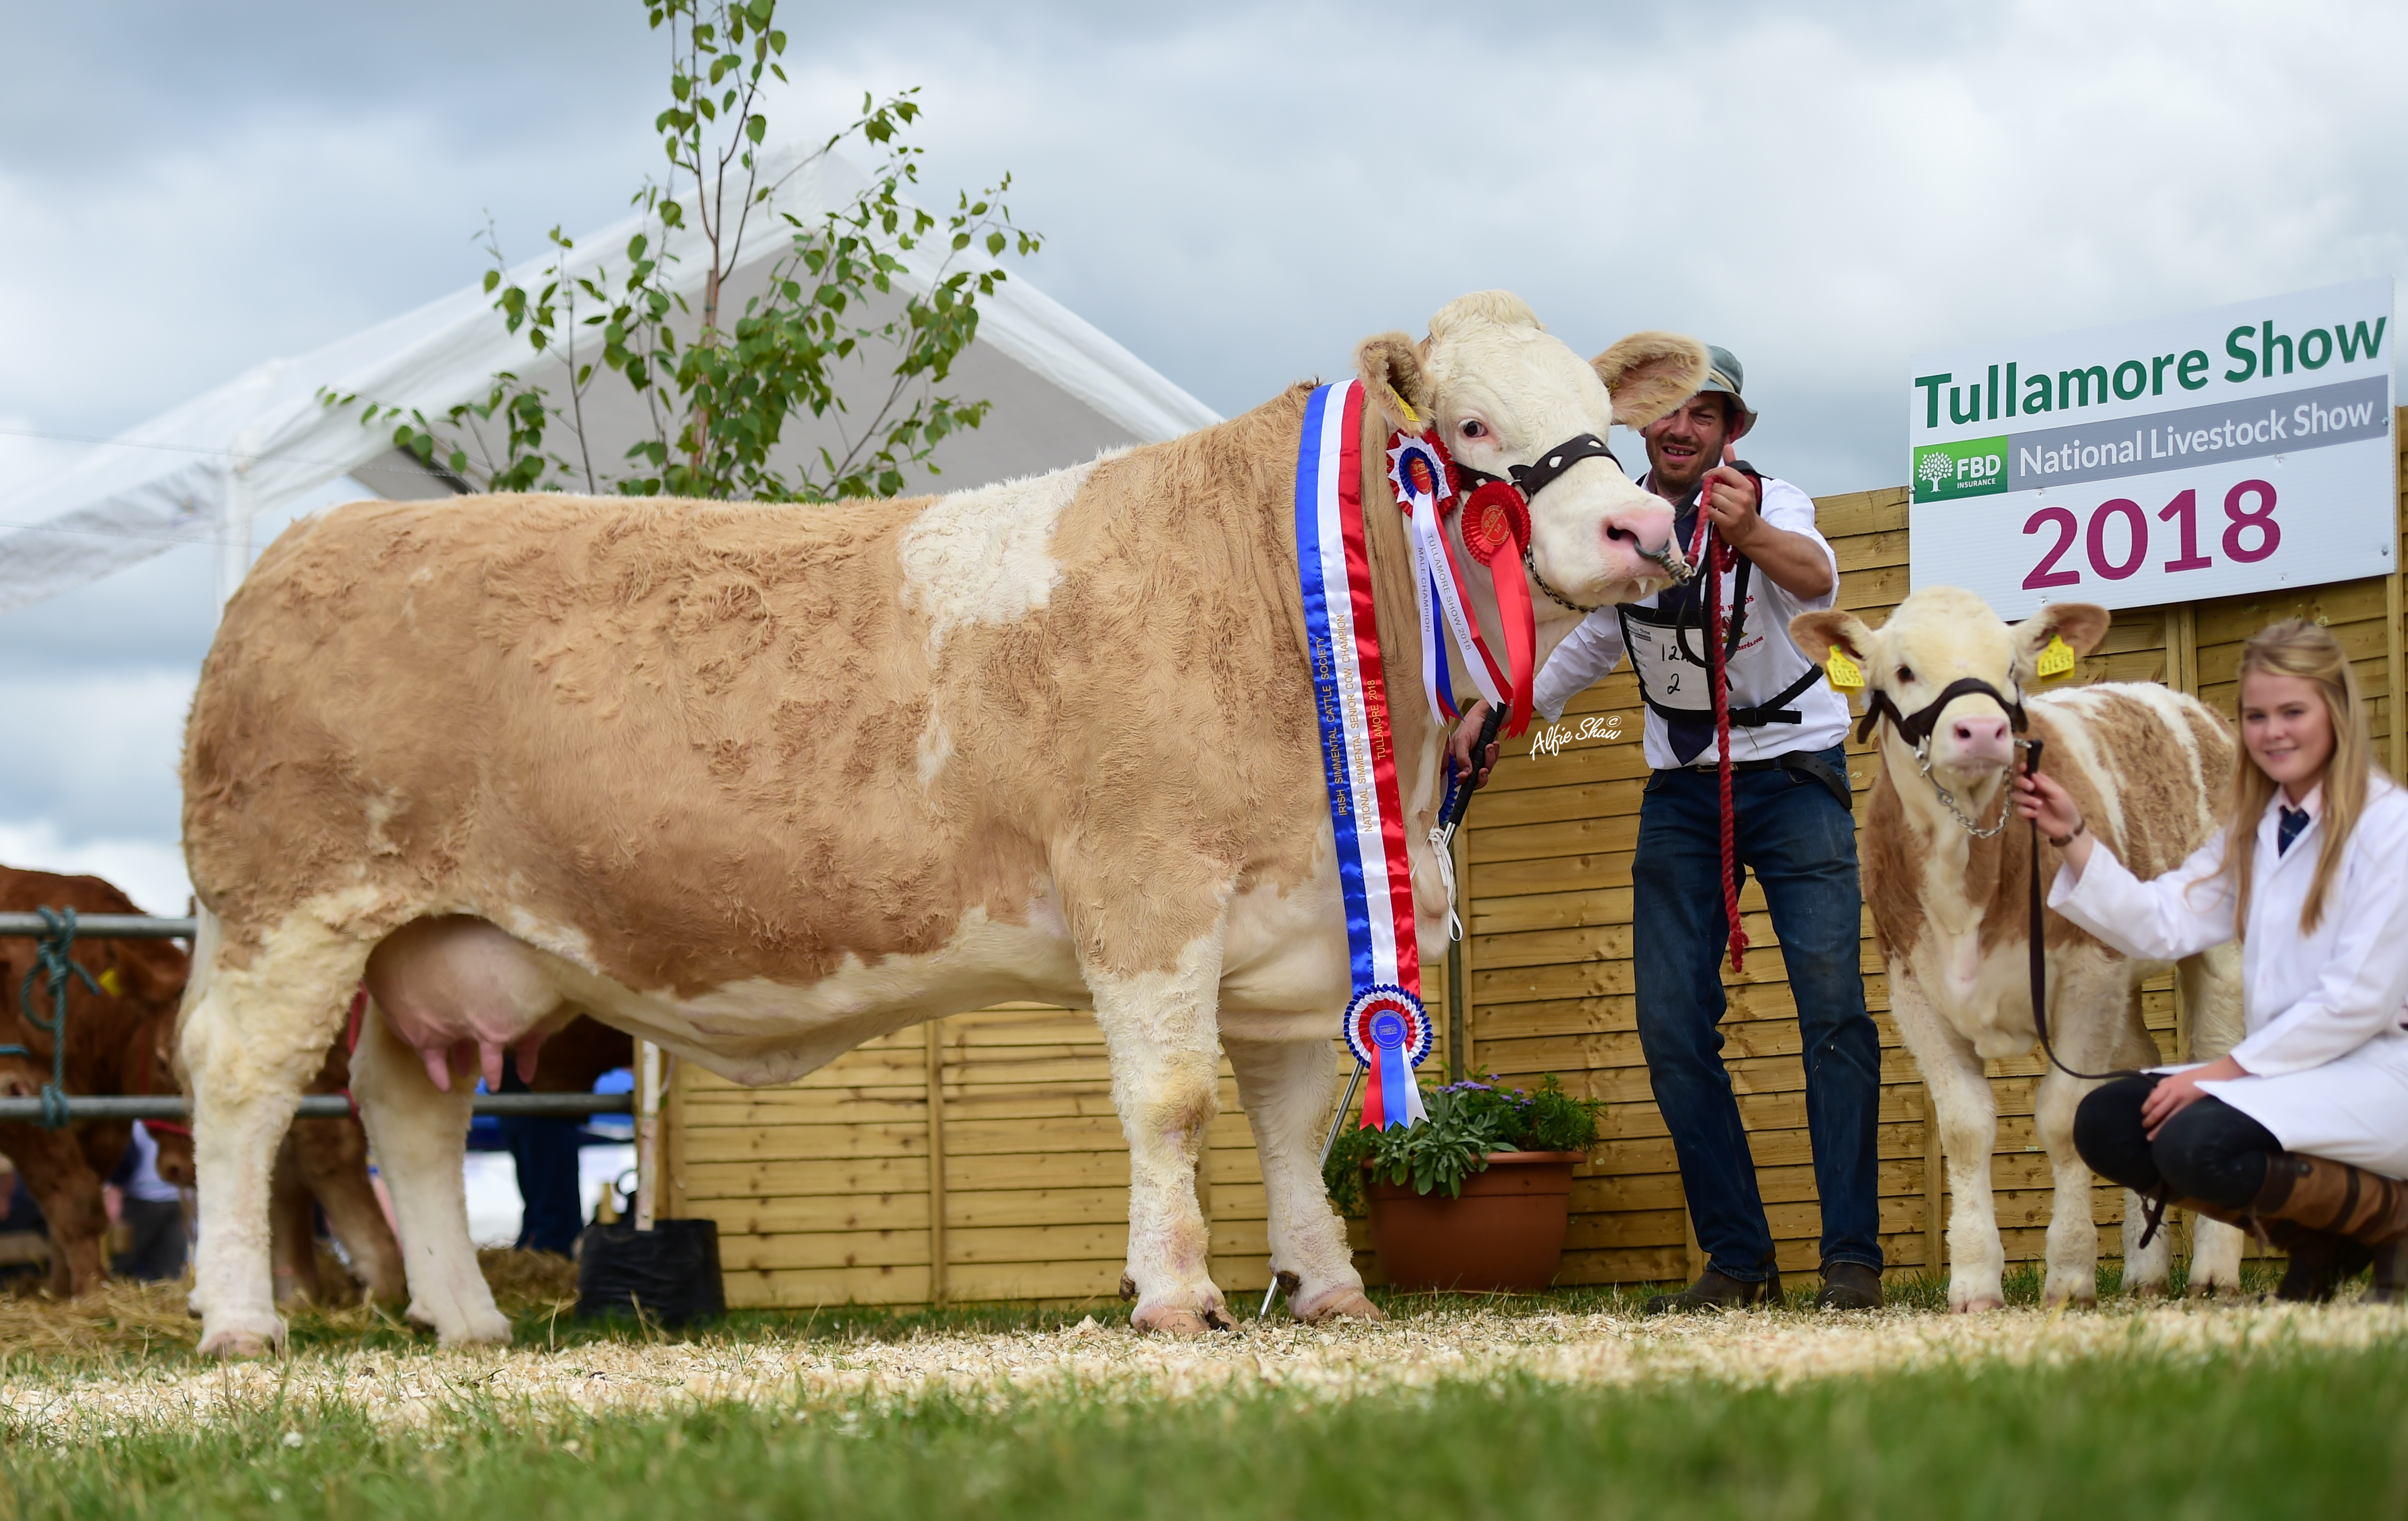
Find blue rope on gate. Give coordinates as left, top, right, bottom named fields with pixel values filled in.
left=1, top=907, right=100, bottom=1129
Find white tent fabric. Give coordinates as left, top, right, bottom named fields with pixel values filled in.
left=0, top=142, right=1218, bottom=614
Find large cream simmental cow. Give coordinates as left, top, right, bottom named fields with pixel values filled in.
left=178, top=292, right=1708, bottom=1356
left=1792, top=588, right=2245, bottom=1311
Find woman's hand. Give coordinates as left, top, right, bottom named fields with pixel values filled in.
left=2140, top=1055, right=2251, bottom=1140
left=2013, top=768, right=2096, bottom=875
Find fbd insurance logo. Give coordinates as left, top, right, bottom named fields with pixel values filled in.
left=1912, top=435, right=2008, bottom=503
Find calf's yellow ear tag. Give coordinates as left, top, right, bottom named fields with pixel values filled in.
left=97, top=966, right=125, bottom=998
left=1824, top=646, right=1865, bottom=691
left=2037, top=634, right=2077, bottom=681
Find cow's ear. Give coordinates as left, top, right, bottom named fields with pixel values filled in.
left=1355, top=332, right=1433, bottom=434
left=2015, top=602, right=2112, bottom=661
left=1791, top=609, right=1876, bottom=667
left=1592, top=332, right=1710, bottom=430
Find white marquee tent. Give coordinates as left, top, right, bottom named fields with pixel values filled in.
left=0, top=141, right=1218, bottom=614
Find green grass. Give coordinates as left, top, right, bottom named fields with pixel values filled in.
left=6, top=1340, right=2405, bottom=1520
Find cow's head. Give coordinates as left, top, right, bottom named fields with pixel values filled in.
left=1792, top=587, right=2110, bottom=787
left=1357, top=292, right=1705, bottom=607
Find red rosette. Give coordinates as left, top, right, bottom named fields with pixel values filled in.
left=1459, top=481, right=1531, bottom=567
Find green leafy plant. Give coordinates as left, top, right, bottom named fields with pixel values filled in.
left=325, top=0, right=1037, bottom=504
left=1323, top=1074, right=1606, bottom=1216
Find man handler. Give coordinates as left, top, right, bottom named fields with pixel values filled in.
left=1450, top=348, right=1883, bottom=1311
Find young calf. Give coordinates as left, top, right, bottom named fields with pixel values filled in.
left=1792, top=590, right=2245, bottom=1310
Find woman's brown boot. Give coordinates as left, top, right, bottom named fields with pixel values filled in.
left=2250, top=1153, right=2408, bottom=1303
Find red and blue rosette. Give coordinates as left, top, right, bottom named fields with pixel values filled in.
left=1344, top=985, right=1432, bottom=1130
left=1385, top=432, right=1453, bottom=517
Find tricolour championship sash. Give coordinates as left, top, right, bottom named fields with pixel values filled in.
left=1294, top=380, right=1432, bottom=1130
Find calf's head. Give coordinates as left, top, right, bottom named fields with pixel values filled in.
left=1357, top=292, right=1704, bottom=607
left=1792, top=587, right=2110, bottom=786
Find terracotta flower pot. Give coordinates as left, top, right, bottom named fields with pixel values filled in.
left=1366, top=1150, right=1581, bottom=1292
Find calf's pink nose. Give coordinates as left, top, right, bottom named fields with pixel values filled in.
left=1953, top=715, right=2011, bottom=752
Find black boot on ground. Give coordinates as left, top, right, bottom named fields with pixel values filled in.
left=1814, top=1260, right=1883, bottom=1310
left=2264, top=1223, right=2373, bottom=1303
left=1645, top=1267, right=1783, bottom=1314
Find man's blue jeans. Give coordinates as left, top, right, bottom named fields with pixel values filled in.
left=1632, top=744, right=1882, bottom=1281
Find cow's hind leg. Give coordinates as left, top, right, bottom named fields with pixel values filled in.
left=347, top=996, right=509, bottom=1346
left=1086, top=919, right=1233, bottom=1335
left=1226, top=1032, right=1377, bottom=1323
left=182, top=908, right=367, bottom=1356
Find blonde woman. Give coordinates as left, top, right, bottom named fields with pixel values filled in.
left=2014, top=619, right=2408, bottom=1303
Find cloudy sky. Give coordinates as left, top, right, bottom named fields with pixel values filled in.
left=2, top=0, right=2404, bottom=911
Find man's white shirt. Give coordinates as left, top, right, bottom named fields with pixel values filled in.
left=1531, top=475, right=1850, bottom=769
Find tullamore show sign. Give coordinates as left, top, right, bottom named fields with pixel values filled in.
left=1908, top=279, right=2396, bottom=618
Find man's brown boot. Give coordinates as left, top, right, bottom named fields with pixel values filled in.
left=1644, top=1267, right=1784, bottom=1314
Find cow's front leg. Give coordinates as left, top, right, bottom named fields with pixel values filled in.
left=1226, top=1033, right=1378, bottom=1323
left=1894, top=976, right=2006, bottom=1311
left=1087, top=922, right=1233, bottom=1335
left=2177, top=945, right=2247, bottom=1298
left=348, top=997, right=510, bottom=1347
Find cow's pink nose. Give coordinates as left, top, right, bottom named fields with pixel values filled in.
left=1953, top=716, right=2010, bottom=751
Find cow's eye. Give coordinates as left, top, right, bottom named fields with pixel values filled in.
left=1896, top=666, right=1914, bottom=684
left=1460, top=419, right=1486, bottom=438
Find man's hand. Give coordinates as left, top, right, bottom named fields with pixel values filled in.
left=1698, top=462, right=1763, bottom=550
left=2141, top=1055, right=2251, bottom=1140
left=1449, top=699, right=1501, bottom=792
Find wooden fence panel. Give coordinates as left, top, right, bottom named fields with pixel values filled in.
left=676, top=416, right=2405, bottom=1304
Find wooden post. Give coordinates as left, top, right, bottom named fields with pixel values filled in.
left=1678, top=1173, right=1705, bottom=1284
left=2165, top=605, right=2199, bottom=1064
left=1447, top=823, right=1468, bottom=1083
left=2386, top=567, right=2404, bottom=777
left=1456, top=822, right=1476, bottom=1080
left=1921, top=1085, right=1945, bottom=1276
left=633, top=1040, right=662, bottom=1231
left=925, top=1019, right=948, bottom=1305
left=662, top=1053, right=687, bottom=1221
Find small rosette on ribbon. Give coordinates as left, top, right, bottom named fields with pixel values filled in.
left=1344, top=985, right=1432, bottom=1130
left=1386, top=433, right=1453, bottom=516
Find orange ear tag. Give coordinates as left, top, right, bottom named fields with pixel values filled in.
left=2037, top=635, right=2076, bottom=681
left=1824, top=646, right=1865, bottom=691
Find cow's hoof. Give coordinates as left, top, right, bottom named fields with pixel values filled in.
left=1947, top=1295, right=2005, bottom=1315
left=198, top=1312, right=286, bottom=1359
left=436, top=1309, right=513, bottom=1348
left=1291, top=1288, right=1383, bottom=1324
left=1132, top=1305, right=1227, bottom=1337
left=2126, top=1280, right=2168, bottom=1301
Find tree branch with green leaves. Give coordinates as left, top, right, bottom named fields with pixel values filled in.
left=324, top=0, right=1039, bottom=504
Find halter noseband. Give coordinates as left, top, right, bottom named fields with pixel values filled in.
left=1454, top=433, right=1693, bottom=613
left=1854, top=675, right=2030, bottom=749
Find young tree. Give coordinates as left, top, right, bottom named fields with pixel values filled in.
left=329, top=0, right=1039, bottom=502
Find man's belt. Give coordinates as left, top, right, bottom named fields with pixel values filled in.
left=1671, top=748, right=1853, bottom=813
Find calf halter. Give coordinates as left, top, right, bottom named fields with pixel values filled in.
left=1856, top=675, right=2032, bottom=840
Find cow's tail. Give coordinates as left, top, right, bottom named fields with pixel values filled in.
left=177, top=903, right=223, bottom=1040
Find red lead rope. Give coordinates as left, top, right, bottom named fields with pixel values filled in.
left=1694, top=465, right=1749, bottom=975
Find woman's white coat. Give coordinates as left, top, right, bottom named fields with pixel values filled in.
left=2050, top=778, right=2408, bottom=1175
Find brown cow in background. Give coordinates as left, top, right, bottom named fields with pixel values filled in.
left=0, top=866, right=188, bottom=1295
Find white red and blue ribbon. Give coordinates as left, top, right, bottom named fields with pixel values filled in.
left=1388, top=432, right=1507, bottom=728
left=1296, top=380, right=1431, bottom=1130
